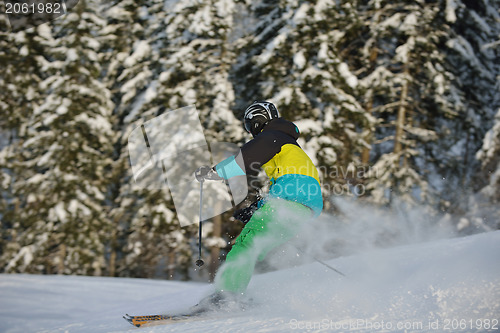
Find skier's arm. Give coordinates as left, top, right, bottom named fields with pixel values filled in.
left=214, top=152, right=246, bottom=179
left=214, top=132, right=283, bottom=179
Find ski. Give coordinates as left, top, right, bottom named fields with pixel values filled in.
left=123, top=313, right=204, bottom=327
left=124, top=294, right=256, bottom=327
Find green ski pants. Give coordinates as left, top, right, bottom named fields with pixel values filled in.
left=214, top=198, right=312, bottom=294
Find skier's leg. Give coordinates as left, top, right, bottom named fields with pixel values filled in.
left=253, top=199, right=312, bottom=261
left=214, top=199, right=312, bottom=294
left=213, top=227, right=260, bottom=294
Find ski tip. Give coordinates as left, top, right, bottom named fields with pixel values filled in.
left=123, top=314, right=139, bottom=327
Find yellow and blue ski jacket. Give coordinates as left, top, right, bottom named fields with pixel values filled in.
left=215, top=118, right=323, bottom=216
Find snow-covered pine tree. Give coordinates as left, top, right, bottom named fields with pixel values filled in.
left=102, top=0, right=245, bottom=279
left=474, top=108, right=500, bottom=231
left=157, top=0, right=243, bottom=142
left=1, top=0, right=115, bottom=275
left=431, top=0, right=500, bottom=216
left=99, top=0, right=189, bottom=278
left=233, top=0, right=374, bottom=209
left=146, top=0, right=245, bottom=278
left=101, top=0, right=158, bottom=120
left=0, top=19, right=55, bottom=271
left=356, top=0, right=459, bottom=208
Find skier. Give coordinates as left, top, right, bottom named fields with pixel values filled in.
left=195, top=101, right=323, bottom=308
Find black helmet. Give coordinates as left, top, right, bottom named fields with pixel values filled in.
left=244, top=101, right=280, bottom=137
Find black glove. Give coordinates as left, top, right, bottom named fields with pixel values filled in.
left=195, top=165, right=223, bottom=182
left=233, top=200, right=260, bottom=224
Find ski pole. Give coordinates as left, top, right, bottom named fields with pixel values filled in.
left=295, top=246, right=345, bottom=277
left=195, top=180, right=205, bottom=267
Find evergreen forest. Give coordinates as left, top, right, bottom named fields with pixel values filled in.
left=1, top=0, right=499, bottom=280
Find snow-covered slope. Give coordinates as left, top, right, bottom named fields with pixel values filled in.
left=1, top=231, right=499, bottom=333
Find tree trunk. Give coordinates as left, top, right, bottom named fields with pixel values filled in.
left=208, top=213, right=222, bottom=282
left=362, top=46, right=378, bottom=165
left=394, top=66, right=409, bottom=157
left=167, top=251, right=176, bottom=280
left=108, top=247, right=116, bottom=277
left=58, top=243, right=66, bottom=274
left=362, top=94, right=373, bottom=165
